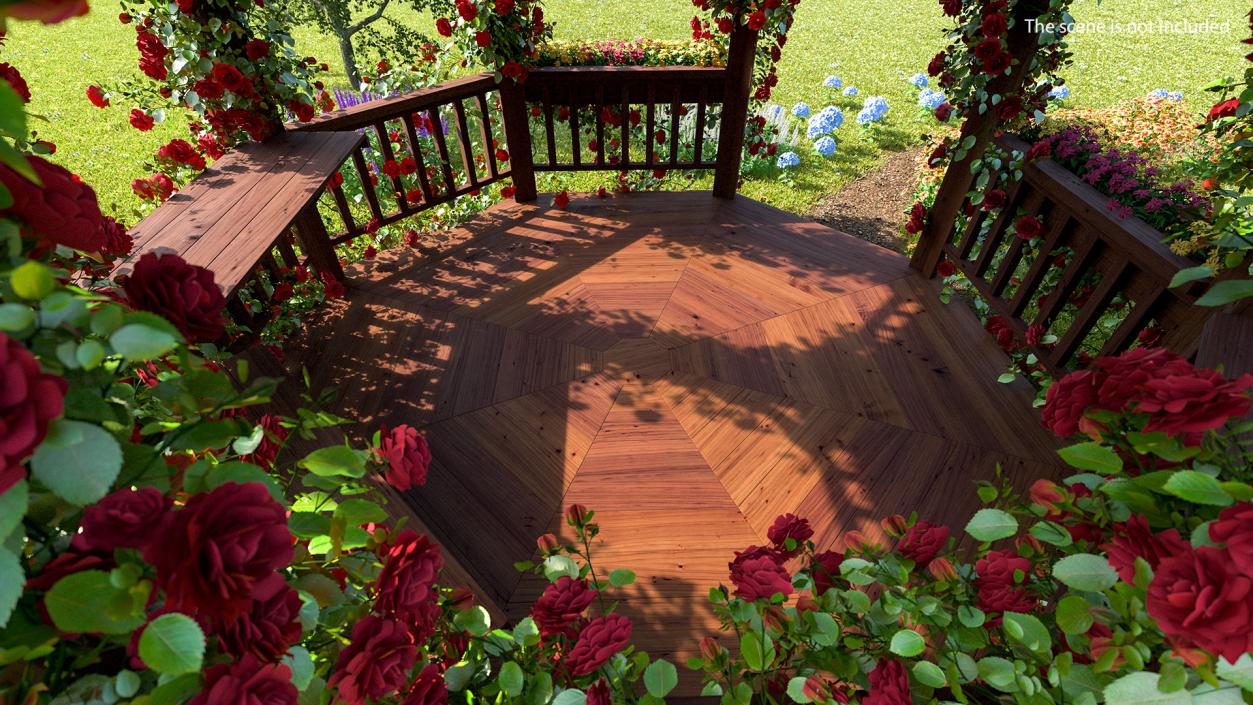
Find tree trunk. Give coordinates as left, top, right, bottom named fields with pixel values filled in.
left=325, top=11, right=361, bottom=90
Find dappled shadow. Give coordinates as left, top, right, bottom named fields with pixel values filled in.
left=271, top=190, right=1064, bottom=694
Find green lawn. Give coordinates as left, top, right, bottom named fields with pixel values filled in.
left=5, top=0, right=1248, bottom=218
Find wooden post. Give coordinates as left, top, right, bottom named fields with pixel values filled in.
left=499, top=80, right=538, bottom=202
left=910, top=0, right=1047, bottom=276
left=712, top=21, right=758, bottom=199
left=293, top=203, right=344, bottom=282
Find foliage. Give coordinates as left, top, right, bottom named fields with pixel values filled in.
left=691, top=347, right=1253, bottom=705
left=533, top=38, right=725, bottom=68
left=1044, top=97, right=1219, bottom=173
left=429, top=0, right=552, bottom=83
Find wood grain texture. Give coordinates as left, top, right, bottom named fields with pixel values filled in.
left=274, top=191, right=1065, bottom=694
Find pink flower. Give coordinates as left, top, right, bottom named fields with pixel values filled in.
left=377, top=424, right=431, bottom=491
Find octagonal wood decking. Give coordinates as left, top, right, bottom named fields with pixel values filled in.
left=277, top=191, right=1061, bottom=689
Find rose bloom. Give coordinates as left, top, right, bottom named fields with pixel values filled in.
left=1040, top=369, right=1100, bottom=437
left=329, top=616, right=417, bottom=705
left=730, top=547, right=793, bottom=601
left=863, top=659, right=911, bottom=705
left=245, top=39, right=270, bottom=60
left=144, top=482, right=293, bottom=620
left=189, top=656, right=297, bottom=705
left=1093, top=347, right=1192, bottom=411
left=215, top=573, right=303, bottom=662
left=1209, top=502, right=1253, bottom=576
left=76, top=487, right=170, bottom=552
left=532, top=576, right=598, bottom=636
left=101, top=215, right=134, bottom=258
left=375, top=530, right=443, bottom=633
left=896, top=521, right=949, bottom=566
left=378, top=424, right=432, bottom=491
left=586, top=680, right=610, bottom=705
left=1015, top=215, right=1043, bottom=240
left=1101, top=515, right=1188, bottom=583
left=403, top=665, right=448, bottom=705
left=974, top=550, right=1036, bottom=613
left=1146, top=546, right=1253, bottom=663
left=156, top=138, right=207, bottom=171
left=1134, top=367, right=1252, bottom=436
left=767, top=513, right=814, bottom=555
left=0, top=63, right=31, bottom=102
left=0, top=154, right=106, bottom=251
left=129, top=109, right=155, bottom=131
left=121, top=252, right=227, bottom=342
left=1, top=333, right=67, bottom=494
left=563, top=614, right=633, bottom=677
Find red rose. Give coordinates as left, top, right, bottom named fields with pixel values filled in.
left=1147, top=546, right=1253, bottom=662
left=974, top=37, right=1003, bottom=63
left=983, top=51, right=1012, bottom=75
left=1095, top=348, right=1195, bottom=411
left=321, top=271, right=345, bottom=299
left=456, top=0, right=476, bottom=21
left=329, top=616, right=417, bottom=705
left=0, top=333, right=66, bottom=495
left=189, top=656, right=296, bottom=705
left=101, top=216, right=134, bottom=257
left=136, top=28, right=169, bottom=80
left=974, top=550, right=1035, bottom=613
left=1207, top=98, right=1239, bottom=122
left=403, top=665, right=447, bottom=705
left=904, top=202, right=927, bottom=235
left=214, top=573, right=303, bottom=662
left=435, top=17, right=453, bottom=36
left=928, top=141, right=948, bottom=167
left=730, top=546, right=792, bottom=601
left=1025, top=323, right=1048, bottom=348
left=500, top=185, right=515, bottom=199
left=939, top=0, right=960, bottom=16
left=563, top=614, right=632, bottom=677
left=927, top=52, right=946, bottom=77
left=996, top=95, right=1023, bottom=121
left=129, top=109, right=155, bottom=131
left=76, top=487, right=170, bottom=552
left=747, top=10, right=766, bottom=30
left=1210, top=503, right=1253, bottom=575
left=1102, top=515, right=1188, bottom=584
left=982, top=188, right=1007, bottom=210
left=1026, top=140, right=1051, bottom=161
left=1134, top=367, right=1252, bottom=436
left=0, top=154, right=107, bottom=251
left=86, top=85, right=109, bottom=109
left=532, top=576, right=598, bottom=636
left=586, top=680, right=610, bottom=705
left=934, top=102, right=953, bottom=122
left=554, top=191, right=570, bottom=209
left=494, top=0, right=513, bottom=13
left=241, top=414, right=286, bottom=470
left=767, top=513, right=814, bottom=555
left=377, top=424, right=431, bottom=491
left=156, top=138, right=207, bottom=171
left=245, top=39, right=270, bottom=60
left=807, top=550, right=843, bottom=596
left=144, top=482, right=293, bottom=619
left=936, top=259, right=957, bottom=278
left=981, top=12, right=1008, bottom=37
left=375, top=530, right=443, bottom=639
left=211, top=63, right=253, bottom=98
left=1015, top=215, right=1042, bottom=240
left=0, top=63, right=31, bottom=102
left=475, top=31, right=491, bottom=47
left=121, top=252, right=227, bottom=342
left=1041, top=369, right=1099, bottom=436
left=288, top=100, right=315, bottom=123
left=864, top=659, right=911, bottom=705
left=193, top=77, right=224, bottom=100
left=896, top=521, right=949, bottom=566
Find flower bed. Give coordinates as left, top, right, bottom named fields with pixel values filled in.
left=533, top=38, right=725, bottom=67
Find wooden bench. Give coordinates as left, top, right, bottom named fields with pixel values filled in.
left=113, top=130, right=364, bottom=344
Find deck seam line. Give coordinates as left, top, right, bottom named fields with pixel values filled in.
left=642, top=231, right=707, bottom=339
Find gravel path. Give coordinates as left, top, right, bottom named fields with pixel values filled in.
left=808, top=147, right=926, bottom=253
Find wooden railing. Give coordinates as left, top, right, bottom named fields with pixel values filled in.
left=923, top=135, right=1212, bottom=372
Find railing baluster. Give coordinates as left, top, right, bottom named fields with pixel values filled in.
left=620, top=83, right=630, bottom=168
left=1099, top=279, right=1164, bottom=357
left=452, top=99, right=479, bottom=187
left=645, top=83, right=656, bottom=166
left=669, top=84, right=680, bottom=166
left=694, top=85, right=707, bottom=166
left=1048, top=258, right=1130, bottom=368
left=351, top=146, right=384, bottom=222
left=569, top=89, right=581, bottom=167
left=373, top=120, right=409, bottom=212
left=275, top=233, right=300, bottom=269
left=328, top=177, right=358, bottom=235
left=542, top=86, right=558, bottom=167
left=972, top=182, right=1033, bottom=278
left=476, top=92, right=499, bottom=180
left=402, top=112, right=436, bottom=204
left=1032, top=228, right=1100, bottom=329
left=1009, top=211, right=1071, bottom=317
left=595, top=85, right=605, bottom=167
left=427, top=106, right=457, bottom=196
left=990, top=196, right=1049, bottom=297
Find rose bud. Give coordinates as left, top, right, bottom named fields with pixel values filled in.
left=881, top=514, right=909, bottom=537
left=698, top=636, right=725, bottom=663
left=565, top=504, right=590, bottom=528
left=1015, top=534, right=1044, bottom=556
left=536, top=533, right=559, bottom=553
left=803, top=676, right=829, bottom=703
left=927, top=557, right=959, bottom=581
left=762, top=605, right=788, bottom=632
left=1028, top=479, right=1066, bottom=512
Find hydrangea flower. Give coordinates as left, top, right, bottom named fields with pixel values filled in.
left=822, top=75, right=843, bottom=89
left=813, top=136, right=837, bottom=157
left=842, top=85, right=859, bottom=97
left=1168, top=91, right=1183, bottom=101
left=819, top=106, right=844, bottom=129
left=909, top=73, right=929, bottom=88
left=857, top=96, right=889, bottom=124
left=777, top=151, right=800, bottom=168
left=1048, top=85, right=1070, bottom=100
left=763, top=104, right=785, bottom=122
left=1148, top=88, right=1170, bottom=99
left=805, top=106, right=844, bottom=138
left=791, top=102, right=811, bottom=118
left=918, top=88, right=947, bottom=110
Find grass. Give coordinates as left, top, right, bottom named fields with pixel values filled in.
left=5, top=0, right=1249, bottom=218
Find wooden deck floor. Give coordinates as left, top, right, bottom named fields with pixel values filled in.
left=277, top=191, right=1062, bottom=689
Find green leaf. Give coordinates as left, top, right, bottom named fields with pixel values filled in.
left=1056, top=595, right=1094, bottom=635
left=45, top=570, right=145, bottom=634
left=1168, top=265, right=1213, bottom=288
left=0, top=302, right=35, bottom=331
left=0, top=82, right=27, bottom=137
left=452, top=605, right=490, bottom=636
left=913, top=661, right=947, bottom=688
left=498, top=661, right=524, bottom=697
left=1054, top=553, right=1119, bottom=592
left=0, top=547, right=21, bottom=628
left=115, top=671, right=141, bottom=699
left=1030, top=520, right=1073, bottom=546
left=957, top=605, right=985, bottom=628
left=1002, top=612, right=1052, bottom=655
left=334, top=498, right=389, bottom=525
left=644, top=659, right=678, bottom=698
left=1105, top=672, right=1193, bottom=705
left=31, top=420, right=122, bottom=506
left=889, top=629, right=926, bottom=657
left=1058, top=442, right=1122, bottom=473
left=542, top=555, right=579, bottom=581
left=978, top=657, right=1019, bottom=692
left=111, top=323, right=178, bottom=360
left=298, top=445, right=367, bottom=478
left=169, top=419, right=242, bottom=452
left=139, top=613, right=205, bottom=675
left=965, top=508, right=1019, bottom=541
left=740, top=632, right=776, bottom=672
left=1163, top=471, right=1233, bottom=507
left=609, top=568, right=636, bottom=586
left=1196, top=280, right=1253, bottom=307
left=0, top=481, right=28, bottom=542
left=552, top=689, right=586, bottom=705
left=812, top=612, right=840, bottom=646
left=10, top=261, right=54, bottom=300
left=284, top=647, right=314, bottom=691
left=1217, top=654, right=1253, bottom=692
left=147, top=673, right=201, bottom=705
left=787, top=677, right=812, bottom=703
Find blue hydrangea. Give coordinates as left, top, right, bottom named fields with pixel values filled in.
left=1048, top=85, right=1070, bottom=100
left=842, top=85, right=859, bottom=97
left=1168, top=91, right=1183, bottom=101
left=777, top=151, right=800, bottom=168
left=791, top=102, right=811, bottom=118
left=917, top=88, right=947, bottom=110
left=822, top=75, right=843, bottom=89
left=819, top=106, right=844, bottom=129
left=813, top=136, right=837, bottom=157
left=1148, top=88, right=1170, bottom=99
left=763, top=104, right=785, bottom=122
left=805, top=106, right=844, bottom=137
left=909, top=73, right=929, bottom=88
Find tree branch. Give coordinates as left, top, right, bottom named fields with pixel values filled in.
left=346, top=0, right=391, bottom=37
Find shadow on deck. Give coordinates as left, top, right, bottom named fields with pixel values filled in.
left=274, top=190, right=1063, bottom=691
